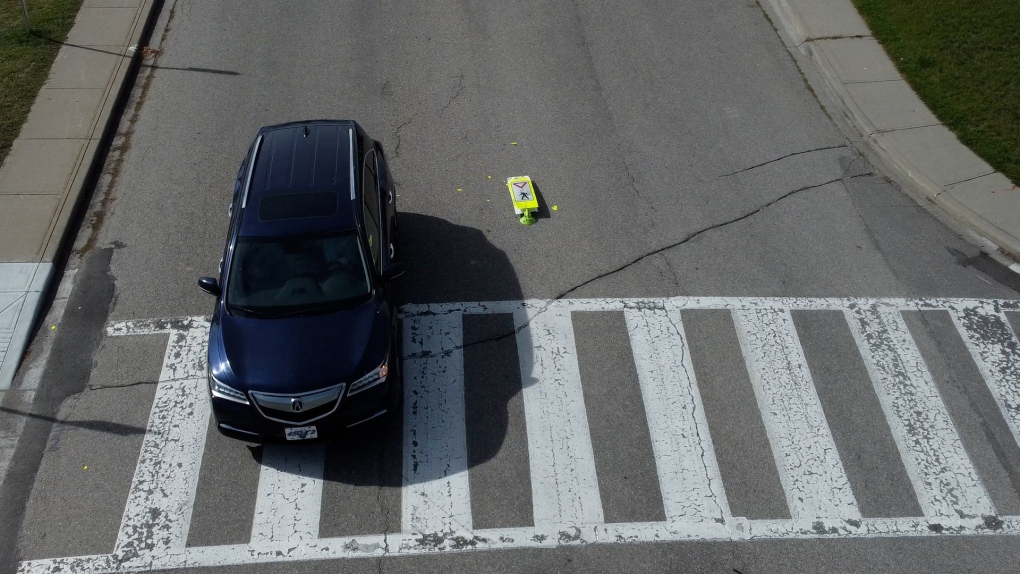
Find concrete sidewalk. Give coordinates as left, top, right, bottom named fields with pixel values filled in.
left=0, top=0, right=159, bottom=389
left=0, top=0, right=1018, bottom=390
left=766, top=0, right=1020, bottom=256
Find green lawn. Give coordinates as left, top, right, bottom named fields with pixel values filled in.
left=0, top=0, right=83, bottom=166
left=852, top=0, right=1020, bottom=185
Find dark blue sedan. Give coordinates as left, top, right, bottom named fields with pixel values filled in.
left=198, top=120, right=404, bottom=441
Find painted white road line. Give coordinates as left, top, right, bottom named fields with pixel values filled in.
left=950, top=306, right=1020, bottom=449
left=623, top=307, right=732, bottom=525
left=19, top=514, right=1020, bottom=574
left=20, top=299, right=1020, bottom=574
left=846, top=305, right=995, bottom=519
left=402, top=314, right=472, bottom=535
left=733, top=308, right=861, bottom=520
left=516, top=303, right=604, bottom=529
left=112, top=321, right=211, bottom=566
left=401, top=298, right=1020, bottom=317
left=251, top=444, right=326, bottom=545
left=106, top=316, right=208, bottom=337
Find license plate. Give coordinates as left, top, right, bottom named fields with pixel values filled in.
left=284, top=426, right=318, bottom=440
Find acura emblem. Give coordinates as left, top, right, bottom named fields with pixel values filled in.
left=291, top=398, right=304, bottom=412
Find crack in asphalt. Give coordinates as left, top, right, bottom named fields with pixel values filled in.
left=158, top=0, right=183, bottom=53
left=403, top=174, right=864, bottom=359
left=552, top=175, right=854, bottom=301
left=661, top=310, right=728, bottom=522
left=657, top=252, right=683, bottom=288
left=620, top=150, right=658, bottom=216
left=394, top=74, right=465, bottom=158
left=438, top=74, right=466, bottom=117
left=393, top=113, right=420, bottom=158
left=86, top=380, right=159, bottom=391
left=719, top=144, right=847, bottom=177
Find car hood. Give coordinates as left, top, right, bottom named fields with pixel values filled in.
left=215, top=301, right=388, bottom=394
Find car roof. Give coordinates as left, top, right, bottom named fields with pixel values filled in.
left=239, top=120, right=360, bottom=237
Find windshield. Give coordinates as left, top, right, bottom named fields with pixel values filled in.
left=225, top=231, right=371, bottom=317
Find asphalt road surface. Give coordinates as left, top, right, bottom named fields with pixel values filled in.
left=5, top=1, right=1020, bottom=573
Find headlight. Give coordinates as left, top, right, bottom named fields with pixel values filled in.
left=348, top=359, right=388, bottom=396
left=209, top=373, right=249, bottom=404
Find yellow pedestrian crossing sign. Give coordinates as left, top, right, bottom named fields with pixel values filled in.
left=507, top=175, right=539, bottom=225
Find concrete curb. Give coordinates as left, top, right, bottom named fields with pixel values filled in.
left=763, top=0, right=1020, bottom=260
left=0, top=0, right=163, bottom=389
left=44, top=1, right=160, bottom=262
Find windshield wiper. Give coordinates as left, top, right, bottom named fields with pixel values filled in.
left=269, top=303, right=343, bottom=319
left=230, top=305, right=272, bottom=318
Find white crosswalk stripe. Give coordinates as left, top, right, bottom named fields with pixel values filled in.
left=623, top=307, right=731, bottom=527
left=402, top=314, right=472, bottom=535
left=950, top=305, right=1020, bottom=452
left=114, top=318, right=210, bottom=569
left=516, top=304, right=603, bottom=530
left=251, top=444, right=325, bottom=545
left=734, top=307, right=860, bottom=521
left=18, top=298, right=1020, bottom=573
left=846, top=305, right=995, bottom=520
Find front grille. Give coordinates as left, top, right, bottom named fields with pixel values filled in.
left=258, top=402, right=335, bottom=424
left=249, top=383, right=345, bottom=425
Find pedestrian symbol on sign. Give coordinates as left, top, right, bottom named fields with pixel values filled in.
left=506, top=176, right=539, bottom=226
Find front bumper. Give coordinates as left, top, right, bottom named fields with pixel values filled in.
left=210, top=379, right=396, bottom=442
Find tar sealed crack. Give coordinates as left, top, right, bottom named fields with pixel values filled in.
left=87, top=380, right=158, bottom=391
left=719, top=144, right=847, bottom=177
left=553, top=176, right=850, bottom=300
left=400, top=174, right=865, bottom=361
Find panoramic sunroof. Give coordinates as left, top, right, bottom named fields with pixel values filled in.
left=258, top=192, right=338, bottom=221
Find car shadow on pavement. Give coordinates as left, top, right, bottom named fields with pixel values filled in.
left=317, top=212, right=529, bottom=488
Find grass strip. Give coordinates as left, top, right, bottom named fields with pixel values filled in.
left=852, top=0, right=1020, bottom=184
left=1, top=0, right=84, bottom=167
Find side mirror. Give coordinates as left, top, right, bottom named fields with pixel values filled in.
left=380, top=262, right=405, bottom=282
left=198, top=277, right=222, bottom=296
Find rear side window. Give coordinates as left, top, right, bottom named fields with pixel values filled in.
left=361, top=151, right=381, bottom=266
left=259, top=192, right=338, bottom=221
